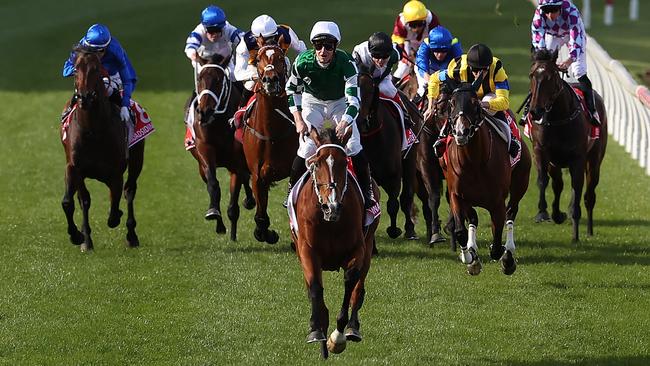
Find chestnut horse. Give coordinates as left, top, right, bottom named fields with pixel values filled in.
left=357, top=72, right=417, bottom=240
left=528, top=49, right=607, bottom=242
left=61, top=46, right=145, bottom=252
left=189, top=56, right=253, bottom=241
left=242, top=45, right=298, bottom=244
left=443, top=82, right=531, bottom=275
left=291, top=128, right=380, bottom=359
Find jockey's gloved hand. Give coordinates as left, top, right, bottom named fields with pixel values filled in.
left=120, top=106, right=130, bottom=122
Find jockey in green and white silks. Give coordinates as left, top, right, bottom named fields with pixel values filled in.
left=284, top=21, right=375, bottom=213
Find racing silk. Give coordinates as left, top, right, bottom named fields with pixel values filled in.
left=531, top=0, right=586, bottom=61
left=234, top=24, right=306, bottom=82
left=62, top=37, right=136, bottom=108
left=428, top=55, right=510, bottom=112
left=415, top=36, right=463, bottom=76
left=184, top=22, right=243, bottom=61
left=391, top=10, right=440, bottom=45
left=286, top=49, right=360, bottom=125
left=352, top=41, right=399, bottom=83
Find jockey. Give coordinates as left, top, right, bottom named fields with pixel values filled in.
left=425, top=43, right=521, bottom=158
left=391, top=0, right=441, bottom=86
left=527, top=0, right=600, bottom=125
left=414, top=26, right=463, bottom=104
left=62, top=23, right=136, bottom=123
left=352, top=32, right=413, bottom=130
left=234, top=14, right=306, bottom=108
left=184, top=5, right=243, bottom=74
left=285, top=21, right=375, bottom=215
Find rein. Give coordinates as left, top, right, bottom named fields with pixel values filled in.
left=197, top=64, right=232, bottom=115
left=308, top=144, right=349, bottom=206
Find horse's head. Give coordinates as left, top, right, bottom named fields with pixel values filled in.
left=196, top=62, right=232, bottom=125
left=73, top=46, right=105, bottom=110
left=357, top=72, right=378, bottom=123
left=426, top=80, right=453, bottom=130
left=255, top=45, right=287, bottom=96
left=306, top=127, right=352, bottom=222
left=529, top=49, right=563, bottom=121
left=449, top=82, right=483, bottom=146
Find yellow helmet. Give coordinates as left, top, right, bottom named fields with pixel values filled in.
left=403, top=1, right=428, bottom=23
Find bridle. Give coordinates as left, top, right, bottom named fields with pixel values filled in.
left=308, top=144, right=349, bottom=208
left=256, top=45, right=286, bottom=96
left=530, top=61, right=581, bottom=125
left=197, top=64, right=232, bottom=116
left=449, top=87, right=484, bottom=145
left=73, top=52, right=103, bottom=109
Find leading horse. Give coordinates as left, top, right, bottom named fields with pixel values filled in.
left=242, top=45, right=298, bottom=245
left=61, top=46, right=145, bottom=252
left=528, top=49, right=607, bottom=242
left=357, top=72, right=417, bottom=240
left=443, top=82, right=531, bottom=275
left=291, top=127, right=380, bottom=359
left=188, top=55, right=254, bottom=241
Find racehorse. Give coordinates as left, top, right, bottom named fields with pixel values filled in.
left=188, top=55, right=254, bottom=241
left=413, top=85, right=451, bottom=246
left=357, top=72, right=417, bottom=240
left=528, top=49, right=607, bottom=242
left=61, top=46, right=145, bottom=252
left=442, top=82, right=531, bottom=275
left=242, top=45, right=298, bottom=245
left=291, top=127, right=380, bottom=359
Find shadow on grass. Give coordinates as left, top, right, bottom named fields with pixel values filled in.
left=504, top=355, right=650, bottom=366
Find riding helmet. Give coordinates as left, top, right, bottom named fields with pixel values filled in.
left=467, top=43, right=493, bottom=69
left=428, top=26, right=452, bottom=51
left=201, top=5, right=226, bottom=29
left=310, top=21, right=341, bottom=44
left=368, top=32, right=393, bottom=59
left=251, top=14, right=278, bottom=38
left=83, top=24, right=112, bottom=50
left=402, top=1, right=428, bottom=23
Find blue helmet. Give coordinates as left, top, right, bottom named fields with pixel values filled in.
left=83, top=23, right=111, bottom=50
left=201, top=5, right=226, bottom=29
left=428, top=26, right=453, bottom=51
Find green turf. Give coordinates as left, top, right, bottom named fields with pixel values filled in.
left=1, top=1, right=650, bottom=364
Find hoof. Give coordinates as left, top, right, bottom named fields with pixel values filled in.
left=205, top=208, right=221, bottom=220
left=534, top=211, right=550, bottom=223
left=290, top=241, right=296, bottom=252
left=501, top=250, right=517, bottom=275
left=254, top=228, right=266, bottom=242
left=404, top=229, right=418, bottom=240
left=327, top=337, right=346, bottom=354
left=428, top=232, right=446, bottom=246
left=69, top=231, right=84, bottom=246
left=552, top=211, right=567, bottom=224
left=386, top=226, right=402, bottom=239
left=107, top=210, right=123, bottom=228
left=80, top=242, right=93, bottom=253
left=489, top=244, right=505, bottom=261
left=126, top=232, right=140, bottom=248
left=306, top=330, right=326, bottom=343
left=345, top=327, right=362, bottom=342
left=215, top=219, right=226, bottom=234
left=467, top=259, right=482, bottom=276
left=265, top=230, right=279, bottom=245
left=242, top=197, right=256, bottom=210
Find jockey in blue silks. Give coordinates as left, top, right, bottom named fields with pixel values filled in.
left=414, top=26, right=462, bottom=103
left=62, top=23, right=136, bottom=122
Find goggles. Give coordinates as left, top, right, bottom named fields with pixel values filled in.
left=407, top=20, right=426, bottom=28
left=314, top=42, right=335, bottom=51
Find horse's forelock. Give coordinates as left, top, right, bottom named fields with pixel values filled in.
left=533, top=49, right=555, bottom=62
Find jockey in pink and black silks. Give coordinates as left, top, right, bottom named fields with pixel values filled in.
left=62, top=23, right=136, bottom=123
left=530, top=0, right=600, bottom=125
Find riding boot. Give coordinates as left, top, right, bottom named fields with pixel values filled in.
left=397, top=97, right=414, bottom=130
left=392, top=75, right=401, bottom=87
left=578, top=75, right=601, bottom=126
left=61, top=94, right=77, bottom=121
left=519, top=99, right=530, bottom=126
left=239, top=87, right=254, bottom=109
left=432, top=122, right=450, bottom=158
left=508, top=132, right=521, bottom=158
left=351, top=152, right=375, bottom=211
left=412, top=93, right=423, bottom=107
left=283, top=156, right=306, bottom=208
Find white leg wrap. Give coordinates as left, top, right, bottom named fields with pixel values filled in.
left=460, top=248, right=473, bottom=264
left=329, top=329, right=346, bottom=344
left=467, top=224, right=478, bottom=251
left=505, top=220, right=515, bottom=253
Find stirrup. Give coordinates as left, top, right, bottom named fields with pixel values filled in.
left=509, top=139, right=520, bottom=158
left=433, top=138, right=446, bottom=158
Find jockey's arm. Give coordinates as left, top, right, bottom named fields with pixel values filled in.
left=62, top=51, right=76, bottom=77
left=287, top=27, right=307, bottom=54
left=415, top=41, right=430, bottom=78
left=233, top=41, right=256, bottom=82
left=427, top=70, right=443, bottom=102
left=342, top=59, right=360, bottom=126
left=487, top=67, right=510, bottom=112
left=185, top=25, right=204, bottom=62
left=114, top=47, right=136, bottom=107
left=531, top=9, right=546, bottom=50
left=286, top=62, right=306, bottom=133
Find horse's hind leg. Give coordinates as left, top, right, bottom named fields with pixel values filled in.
left=227, top=172, right=243, bottom=241
left=77, top=180, right=93, bottom=252
left=584, top=152, right=601, bottom=236
left=62, top=165, right=84, bottom=246
left=203, top=159, right=226, bottom=234
left=124, top=141, right=144, bottom=248
left=251, top=176, right=279, bottom=245
left=567, top=161, right=585, bottom=242
left=535, top=160, right=551, bottom=222
left=549, top=165, right=567, bottom=225
left=242, top=176, right=256, bottom=210
left=400, top=152, right=417, bottom=240
left=385, top=181, right=402, bottom=239
left=107, top=173, right=124, bottom=229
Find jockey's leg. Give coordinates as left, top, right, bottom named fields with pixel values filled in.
left=412, top=71, right=428, bottom=106
left=61, top=94, right=77, bottom=120
left=578, top=75, right=600, bottom=126
left=380, top=78, right=412, bottom=130
left=392, top=60, right=411, bottom=85
left=432, top=121, right=450, bottom=158
left=495, top=111, right=521, bottom=158
left=239, top=81, right=255, bottom=109
left=519, top=91, right=531, bottom=126
left=283, top=155, right=307, bottom=208
left=351, top=151, right=374, bottom=210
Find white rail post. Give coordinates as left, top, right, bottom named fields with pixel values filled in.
left=630, top=0, right=639, bottom=21
left=583, top=0, right=592, bottom=29
left=604, top=0, right=614, bottom=26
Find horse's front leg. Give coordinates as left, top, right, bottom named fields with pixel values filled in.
left=328, top=264, right=362, bottom=355
left=124, top=141, right=145, bottom=248
left=549, top=165, right=567, bottom=225
left=568, top=161, right=585, bottom=243
left=62, top=164, right=84, bottom=246
left=400, top=152, right=418, bottom=240
left=77, top=180, right=93, bottom=252
left=106, top=174, right=124, bottom=229
left=251, top=175, right=279, bottom=244
left=453, top=199, right=481, bottom=275
left=227, top=171, right=242, bottom=241
left=300, top=252, right=328, bottom=358
left=202, top=157, right=226, bottom=234
left=384, top=180, right=402, bottom=239
left=535, top=157, right=551, bottom=223
left=418, top=159, right=445, bottom=245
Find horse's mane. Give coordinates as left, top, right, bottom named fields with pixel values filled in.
left=453, top=82, right=476, bottom=94
left=532, top=48, right=555, bottom=62
left=319, top=127, right=343, bottom=146
left=73, top=44, right=101, bottom=55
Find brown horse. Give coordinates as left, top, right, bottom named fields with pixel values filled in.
left=443, top=82, right=531, bottom=275
left=61, top=46, right=145, bottom=252
left=189, top=56, right=253, bottom=241
left=291, top=127, right=380, bottom=359
left=242, top=45, right=298, bottom=244
left=528, top=49, right=607, bottom=242
left=357, top=72, right=417, bottom=240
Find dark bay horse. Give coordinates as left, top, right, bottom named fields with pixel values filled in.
left=528, top=49, right=608, bottom=242
left=189, top=56, right=253, bottom=241
left=61, top=47, right=145, bottom=252
left=443, top=82, right=531, bottom=275
left=291, top=128, right=380, bottom=359
left=242, top=45, right=298, bottom=244
left=357, top=72, right=417, bottom=240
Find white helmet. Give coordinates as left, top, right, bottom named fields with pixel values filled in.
left=251, top=14, right=278, bottom=38
left=309, top=21, right=341, bottom=44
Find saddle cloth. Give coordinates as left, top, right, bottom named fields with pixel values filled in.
left=378, top=93, right=417, bottom=151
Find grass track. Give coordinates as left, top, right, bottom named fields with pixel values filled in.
left=1, top=1, right=649, bottom=364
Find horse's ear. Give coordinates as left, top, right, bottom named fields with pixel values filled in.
left=530, top=45, right=537, bottom=61
left=310, top=127, right=321, bottom=147
left=277, top=33, right=286, bottom=47
left=340, top=126, right=353, bottom=145
left=255, top=37, right=266, bottom=49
